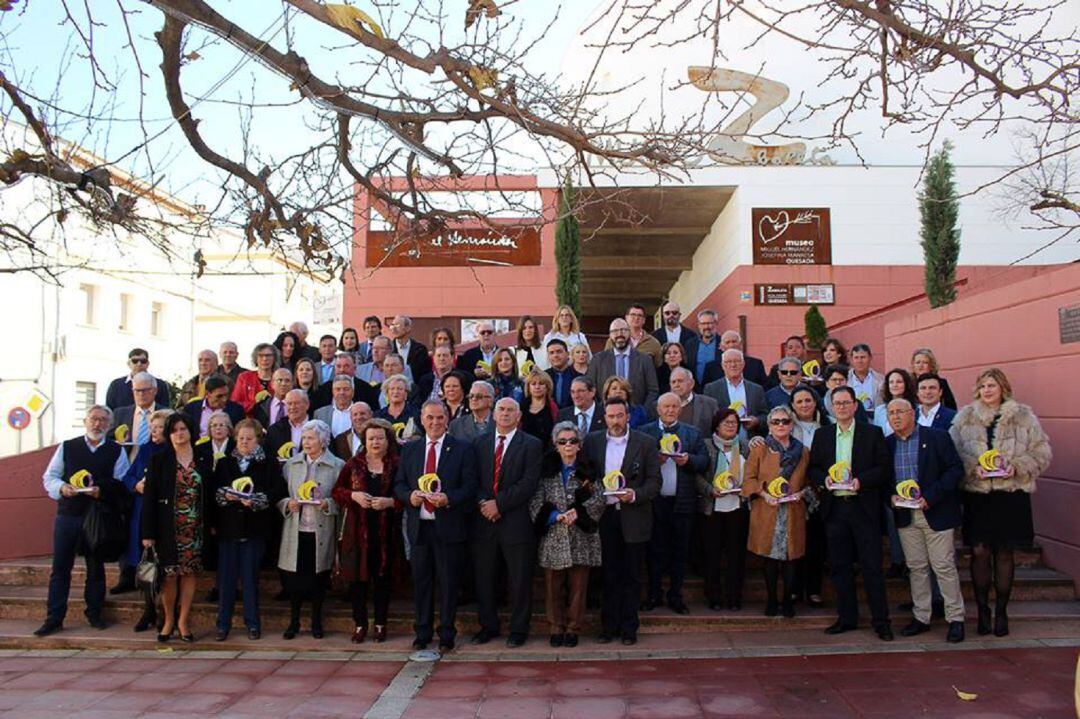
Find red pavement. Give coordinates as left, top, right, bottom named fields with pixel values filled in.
left=0, top=647, right=1074, bottom=718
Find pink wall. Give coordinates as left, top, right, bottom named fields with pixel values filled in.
left=0, top=445, right=56, bottom=559
left=343, top=176, right=559, bottom=326
left=879, top=262, right=1080, bottom=584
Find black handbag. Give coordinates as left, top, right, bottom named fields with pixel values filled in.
left=136, top=546, right=160, bottom=594
left=82, top=500, right=127, bottom=562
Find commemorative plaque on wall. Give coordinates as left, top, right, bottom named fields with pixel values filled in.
left=366, top=226, right=541, bottom=268
left=751, top=208, right=832, bottom=265
left=754, top=284, right=835, bottom=306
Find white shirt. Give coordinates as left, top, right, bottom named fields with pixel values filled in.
left=42, top=437, right=132, bottom=500
left=604, top=432, right=629, bottom=506
left=289, top=421, right=305, bottom=451
left=330, top=406, right=352, bottom=437
left=494, top=427, right=517, bottom=451
left=480, top=345, right=497, bottom=365
left=918, top=403, right=941, bottom=427
left=725, top=377, right=747, bottom=410
left=420, top=433, right=446, bottom=520
left=849, top=369, right=882, bottom=410
left=663, top=325, right=682, bottom=344
left=349, top=431, right=363, bottom=456
left=658, top=422, right=678, bottom=497
left=575, top=403, right=596, bottom=433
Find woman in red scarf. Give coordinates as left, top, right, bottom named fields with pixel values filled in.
left=332, top=418, right=401, bottom=643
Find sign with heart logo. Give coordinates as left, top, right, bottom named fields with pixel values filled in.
left=751, top=208, right=831, bottom=265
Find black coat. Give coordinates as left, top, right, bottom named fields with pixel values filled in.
left=141, top=449, right=214, bottom=569
left=581, top=429, right=661, bottom=543
left=807, top=422, right=892, bottom=522
left=182, top=399, right=245, bottom=437
left=887, top=427, right=964, bottom=532
left=472, top=431, right=543, bottom=545
left=394, top=434, right=479, bottom=545
left=311, top=377, right=378, bottom=412
left=211, top=454, right=286, bottom=541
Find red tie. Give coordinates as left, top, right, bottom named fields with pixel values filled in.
left=493, top=434, right=506, bottom=495
left=423, top=440, right=437, bottom=513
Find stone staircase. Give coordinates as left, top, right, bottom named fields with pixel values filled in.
left=0, top=542, right=1075, bottom=652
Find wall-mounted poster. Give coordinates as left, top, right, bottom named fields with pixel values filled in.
left=754, top=284, right=835, bottom=306
left=751, top=208, right=832, bottom=265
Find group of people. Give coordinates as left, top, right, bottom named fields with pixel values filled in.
left=37, top=308, right=1052, bottom=650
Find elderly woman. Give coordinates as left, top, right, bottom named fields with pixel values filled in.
left=529, top=422, right=604, bottom=648
left=491, top=347, right=525, bottom=403
left=278, top=420, right=344, bottom=639
left=232, top=343, right=280, bottom=415
left=602, top=376, right=649, bottom=428
left=212, top=418, right=282, bottom=641
left=910, top=348, right=957, bottom=410
left=788, top=386, right=830, bottom=608
left=199, top=410, right=234, bottom=469
left=125, top=408, right=174, bottom=632
left=142, top=413, right=212, bottom=642
left=698, top=408, right=750, bottom=611
left=332, top=418, right=401, bottom=644
left=376, top=374, right=420, bottom=442
left=742, top=405, right=809, bottom=618
left=950, top=368, right=1051, bottom=637
left=521, top=369, right=559, bottom=452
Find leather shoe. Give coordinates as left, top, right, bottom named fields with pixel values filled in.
left=216, top=629, right=229, bottom=642
left=156, top=632, right=171, bottom=643
left=373, top=625, right=387, bottom=643
left=312, top=623, right=325, bottom=640
left=283, top=623, right=299, bottom=640
left=596, top=632, right=614, bottom=644
left=707, top=601, right=722, bottom=611
left=134, top=614, right=155, bottom=633
left=248, top=628, right=261, bottom=640
left=470, top=630, right=498, bottom=645
left=33, top=620, right=62, bottom=637
left=824, top=621, right=857, bottom=635
left=550, top=633, right=564, bottom=648
left=640, top=598, right=660, bottom=611
left=994, top=609, right=1009, bottom=637
left=438, top=640, right=455, bottom=653
left=621, top=635, right=637, bottom=646
left=352, top=626, right=368, bottom=644
left=88, top=617, right=108, bottom=630
left=946, top=621, right=965, bottom=643
left=563, top=633, right=578, bottom=648
left=411, top=638, right=429, bottom=650
left=728, top=598, right=743, bottom=611
left=506, top=635, right=526, bottom=648
left=668, top=598, right=690, bottom=615
left=900, top=619, right=931, bottom=637
left=180, top=632, right=195, bottom=643
left=875, top=625, right=894, bottom=641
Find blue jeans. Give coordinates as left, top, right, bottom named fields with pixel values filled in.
left=46, top=514, right=105, bottom=623
left=217, top=538, right=265, bottom=632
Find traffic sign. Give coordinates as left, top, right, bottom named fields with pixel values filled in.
left=7, top=406, right=31, bottom=431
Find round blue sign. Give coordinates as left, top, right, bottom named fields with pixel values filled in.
left=7, top=406, right=30, bottom=430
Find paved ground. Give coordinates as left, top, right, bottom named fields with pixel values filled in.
left=0, top=642, right=1074, bottom=718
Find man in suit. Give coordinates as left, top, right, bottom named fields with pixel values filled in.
left=652, top=300, right=698, bottom=348
left=765, top=357, right=817, bottom=409
left=702, top=330, right=768, bottom=388
left=355, top=315, right=383, bottom=365
left=111, top=372, right=169, bottom=456
left=687, top=310, right=720, bottom=386
left=394, top=400, right=479, bottom=652
left=315, top=335, right=339, bottom=385
left=607, top=304, right=662, bottom=367
left=916, top=374, right=957, bottom=431
left=314, top=376, right=355, bottom=437
left=179, top=349, right=219, bottom=405
left=331, top=402, right=372, bottom=461
left=765, top=336, right=808, bottom=390
left=217, top=341, right=246, bottom=385
left=641, top=393, right=709, bottom=614
left=583, top=398, right=661, bottom=645
left=587, top=318, right=659, bottom=411
left=356, top=336, right=392, bottom=386
left=546, top=339, right=579, bottom=409
left=668, top=367, right=718, bottom=439
left=808, top=385, right=894, bottom=641
left=557, top=377, right=605, bottom=435
left=470, top=398, right=543, bottom=647
left=886, top=398, right=965, bottom=643
left=702, top=350, right=768, bottom=437
left=105, top=348, right=171, bottom=409
left=312, top=354, right=378, bottom=412
left=288, top=321, right=322, bottom=363
left=265, top=389, right=309, bottom=459
left=458, top=321, right=500, bottom=381
left=389, top=314, right=431, bottom=381
left=416, top=345, right=457, bottom=403
left=254, top=368, right=293, bottom=431
left=449, top=381, right=495, bottom=442
left=182, top=375, right=244, bottom=438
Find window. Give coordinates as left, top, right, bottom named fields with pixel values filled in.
left=74, top=382, right=96, bottom=422
left=78, top=283, right=97, bottom=326
left=118, top=293, right=132, bottom=332
left=150, top=301, right=164, bottom=337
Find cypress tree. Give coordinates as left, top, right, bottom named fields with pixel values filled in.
left=804, top=305, right=827, bottom=349
left=919, top=141, right=961, bottom=308
left=554, top=177, right=581, bottom=317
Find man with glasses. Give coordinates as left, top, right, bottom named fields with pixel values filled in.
left=704, top=330, right=768, bottom=388
left=765, top=336, right=808, bottom=389
left=688, top=310, right=720, bottom=386
left=557, top=377, right=606, bottom=435
left=702, top=349, right=767, bottom=438
left=587, top=318, right=659, bottom=411
left=389, top=315, right=430, bottom=381
left=808, top=385, right=893, bottom=641
left=105, top=348, right=171, bottom=409
left=35, top=405, right=130, bottom=636
left=607, top=304, right=662, bottom=367
left=449, top=381, right=497, bottom=442
left=459, top=321, right=500, bottom=380
left=765, top=357, right=817, bottom=409
left=652, top=300, right=698, bottom=348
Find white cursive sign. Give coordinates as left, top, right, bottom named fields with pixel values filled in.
left=757, top=210, right=821, bottom=245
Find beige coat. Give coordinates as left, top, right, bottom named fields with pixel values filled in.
left=277, top=451, right=345, bottom=573
left=950, top=399, right=1051, bottom=494
left=741, top=442, right=809, bottom=560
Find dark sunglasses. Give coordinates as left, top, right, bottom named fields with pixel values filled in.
left=778, top=369, right=800, bottom=376
left=555, top=437, right=581, bottom=446
left=769, top=418, right=792, bottom=426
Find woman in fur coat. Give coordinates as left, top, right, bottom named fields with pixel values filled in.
left=950, top=368, right=1051, bottom=638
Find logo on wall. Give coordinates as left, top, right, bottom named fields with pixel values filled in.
left=751, top=208, right=831, bottom=265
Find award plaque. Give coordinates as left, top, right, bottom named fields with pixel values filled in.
left=519, top=359, right=535, bottom=378
left=276, top=442, right=294, bottom=462
left=225, top=476, right=255, bottom=500
left=418, top=473, right=442, bottom=496
left=69, top=469, right=95, bottom=494
left=766, top=477, right=801, bottom=504
left=825, top=461, right=856, bottom=491
left=729, top=401, right=752, bottom=424
left=659, top=433, right=685, bottom=458
left=978, top=449, right=1011, bottom=478
left=254, top=389, right=270, bottom=403
left=392, top=422, right=407, bottom=443
left=801, top=359, right=823, bottom=383
left=894, top=479, right=922, bottom=510
left=712, top=470, right=741, bottom=495
left=602, top=470, right=627, bottom=496
left=113, top=423, right=134, bottom=446
left=296, top=479, right=322, bottom=506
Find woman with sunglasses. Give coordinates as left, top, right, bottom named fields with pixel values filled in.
left=743, top=405, right=809, bottom=618
left=529, top=422, right=604, bottom=648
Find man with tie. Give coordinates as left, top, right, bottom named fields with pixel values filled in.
left=254, top=368, right=293, bottom=430
left=449, top=381, right=496, bottom=442
left=394, top=400, right=479, bottom=652
left=112, top=372, right=168, bottom=460
left=557, top=377, right=605, bottom=435
left=808, top=385, right=894, bottom=641
left=470, top=398, right=543, bottom=647
left=587, top=318, right=659, bottom=410
left=265, top=389, right=310, bottom=459
left=582, top=398, right=661, bottom=645
left=316, top=334, right=339, bottom=385
left=355, top=315, right=383, bottom=365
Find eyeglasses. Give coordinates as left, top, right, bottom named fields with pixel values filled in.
left=832, top=400, right=855, bottom=408
left=663, top=310, right=680, bottom=316
left=555, top=437, right=580, bottom=446
left=479, top=330, right=494, bottom=335
left=778, top=369, right=800, bottom=376
left=467, top=394, right=491, bottom=400
left=133, top=386, right=155, bottom=393
left=769, top=418, right=792, bottom=426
